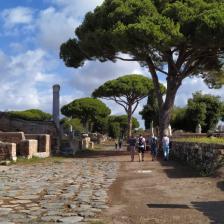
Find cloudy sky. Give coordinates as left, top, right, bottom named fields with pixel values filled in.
left=0, top=0, right=223, bottom=128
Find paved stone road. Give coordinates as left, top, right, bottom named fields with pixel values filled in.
left=0, top=158, right=119, bottom=223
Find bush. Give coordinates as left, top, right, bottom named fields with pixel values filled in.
left=7, top=109, right=52, bottom=121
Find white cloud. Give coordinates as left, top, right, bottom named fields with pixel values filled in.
left=1, top=7, right=33, bottom=28
left=36, top=7, right=79, bottom=51
left=51, top=0, right=104, bottom=17
left=0, top=49, right=60, bottom=112
left=66, top=59, right=144, bottom=95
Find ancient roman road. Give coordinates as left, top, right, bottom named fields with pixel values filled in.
left=0, top=148, right=223, bottom=224
left=0, top=157, right=119, bottom=223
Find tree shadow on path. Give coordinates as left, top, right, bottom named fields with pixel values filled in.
left=217, top=181, right=224, bottom=191
left=192, top=201, right=224, bottom=224
left=158, top=159, right=201, bottom=178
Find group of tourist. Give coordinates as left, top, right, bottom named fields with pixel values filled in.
left=127, top=134, right=170, bottom=162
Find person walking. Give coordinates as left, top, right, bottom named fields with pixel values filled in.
left=118, top=138, right=123, bottom=150
left=162, top=134, right=170, bottom=161
left=128, top=135, right=137, bottom=162
left=150, top=135, right=158, bottom=161
left=137, top=134, right=146, bottom=162
left=115, top=139, right=118, bottom=150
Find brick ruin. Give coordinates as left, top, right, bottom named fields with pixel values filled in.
left=0, top=132, right=51, bottom=161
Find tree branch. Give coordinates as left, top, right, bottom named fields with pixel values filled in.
left=132, top=102, right=139, bottom=115
left=146, top=57, right=163, bottom=109
left=114, top=56, right=138, bottom=61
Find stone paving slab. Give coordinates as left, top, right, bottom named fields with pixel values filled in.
left=0, top=158, right=119, bottom=223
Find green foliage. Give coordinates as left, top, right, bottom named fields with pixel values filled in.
left=61, top=118, right=85, bottom=133
left=92, top=74, right=154, bottom=99
left=8, top=109, right=52, bottom=121
left=61, top=97, right=111, bottom=132
left=171, top=92, right=224, bottom=132
left=92, top=116, right=109, bottom=134
left=108, top=115, right=139, bottom=138
left=60, top=0, right=224, bottom=84
left=108, top=121, right=121, bottom=139
left=170, top=107, right=188, bottom=130
left=139, top=87, right=166, bottom=128
left=187, top=92, right=223, bottom=132
left=174, top=137, right=224, bottom=145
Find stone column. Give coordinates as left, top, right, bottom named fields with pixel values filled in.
left=52, top=84, right=60, bottom=129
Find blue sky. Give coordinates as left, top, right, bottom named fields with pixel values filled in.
left=0, top=0, right=223, bottom=128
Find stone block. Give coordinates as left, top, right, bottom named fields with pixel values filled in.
left=89, top=142, right=94, bottom=149
left=18, top=140, right=38, bottom=159
left=0, top=132, right=25, bottom=144
left=25, top=134, right=51, bottom=155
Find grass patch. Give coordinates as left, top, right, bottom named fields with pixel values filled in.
left=173, top=137, right=224, bottom=144
left=12, top=156, right=65, bottom=165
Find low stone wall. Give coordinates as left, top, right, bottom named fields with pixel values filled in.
left=171, top=141, right=224, bottom=175
left=0, top=142, right=16, bottom=161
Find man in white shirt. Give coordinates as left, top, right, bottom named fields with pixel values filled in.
left=137, top=134, right=146, bottom=162
left=162, top=134, right=170, bottom=161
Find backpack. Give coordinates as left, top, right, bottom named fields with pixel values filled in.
left=138, top=137, right=144, bottom=147
left=151, top=137, right=157, bottom=147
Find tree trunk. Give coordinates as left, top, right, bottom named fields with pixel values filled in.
left=158, top=77, right=182, bottom=152
left=127, top=106, right=132, bottom=139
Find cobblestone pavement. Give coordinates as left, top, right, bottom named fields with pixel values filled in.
left=0, top=158, right=119, bottom=223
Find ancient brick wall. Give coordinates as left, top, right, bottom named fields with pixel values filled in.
left=171, top=141, right=224, bottom=175
left=0, top=142, right=16, bottom=161
left=0, top=112, right=59, bottom=154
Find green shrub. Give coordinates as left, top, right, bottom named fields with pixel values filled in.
left=7, top=109, right=52, bottom=121
left=174, top=137, right=224, bottom=145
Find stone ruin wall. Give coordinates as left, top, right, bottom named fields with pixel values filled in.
left=171, top=141, right=224, bottom=175
left=0, top=112, right=59, bottom=154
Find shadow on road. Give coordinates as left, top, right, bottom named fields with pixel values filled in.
left=158, top=160, right=201, bottom=178
left=147, top=203, right=190, bottom=209
left=217, top=181, right=224, bottom=191
left=192, top=201, right=224, bottom=224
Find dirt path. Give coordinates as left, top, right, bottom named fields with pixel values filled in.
left=91, top=150, right=224, bottom=224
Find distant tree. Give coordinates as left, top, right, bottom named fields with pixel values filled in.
left=108, top=122, right=121, bottom=139
left=61, top=97, right=111, bottom=132
left=139, top=87, right=166, bottom=129
left=108, top=115, right=139, bottom=138
left=92, top=74, right=153, bottom=137
left=186, top=92, right=224, bottom=132
left=171, top=92, right=224, bottom=132
left=170, top=107, right=188, bottom=131
left=8, top=109, right=52, bottom=121
left=92, top=116, right=109, bottom=134
left=60, top=0, right=224, bottom=144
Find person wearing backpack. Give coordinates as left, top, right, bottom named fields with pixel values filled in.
left=137, top=134, right=146, bottom=162
left=150, top=135, right=158, bottom=161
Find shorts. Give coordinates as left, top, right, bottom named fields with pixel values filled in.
left=138, top=147, right=145, bottom=153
